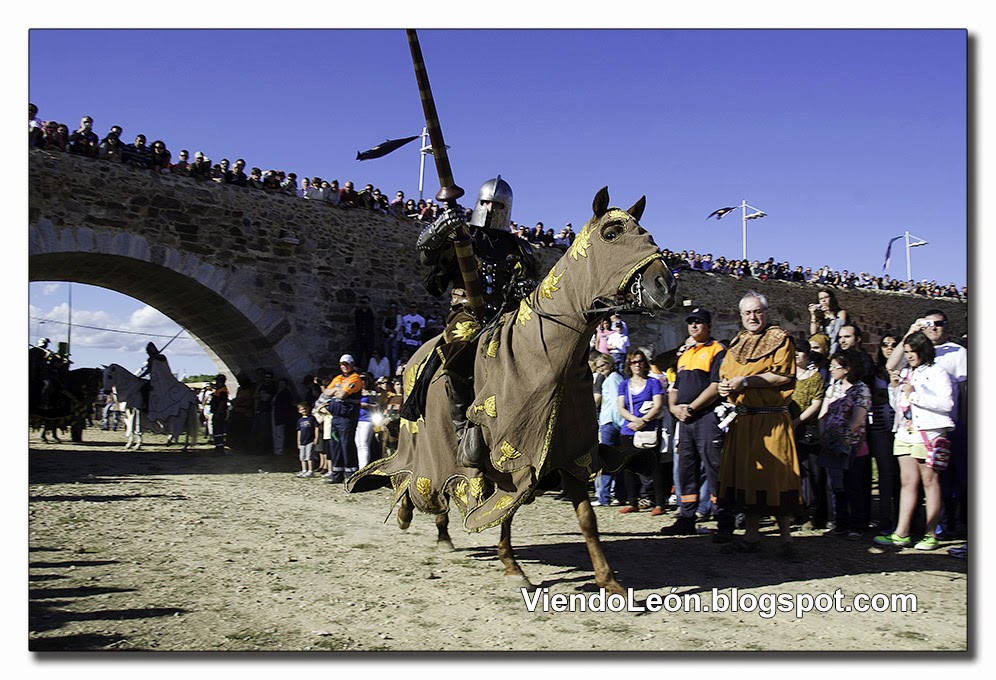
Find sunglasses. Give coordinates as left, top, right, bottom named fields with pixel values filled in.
left=881, top=342, right=897, bottom=348
left=628, top=360, right=644, bottom=365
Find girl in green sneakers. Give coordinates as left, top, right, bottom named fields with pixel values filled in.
left=875, top=332, right=955, bottom=551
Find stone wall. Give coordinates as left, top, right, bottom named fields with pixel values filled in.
left=29, top=149, right=967, bottom=387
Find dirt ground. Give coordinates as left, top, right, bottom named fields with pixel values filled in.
left=26, top=426, right=969, bottom=655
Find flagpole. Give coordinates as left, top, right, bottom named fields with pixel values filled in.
left=741, top=199, right=748, bottom=260
left=905, top=230, right=912, bottom=283
left=418, top=127, right=428, bottom=201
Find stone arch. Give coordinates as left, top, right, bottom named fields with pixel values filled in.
left=29, top=225, right=304, bottom=388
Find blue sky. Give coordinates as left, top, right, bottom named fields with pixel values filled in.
left=10, top=3, right=992, bottom=673
left=26, top=24, right=969, bottom=377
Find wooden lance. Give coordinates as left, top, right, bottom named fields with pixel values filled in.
left=406, top=29, right=486, bottom=319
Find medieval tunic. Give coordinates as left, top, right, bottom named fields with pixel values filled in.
left=717, top=326, right=802, bottom=516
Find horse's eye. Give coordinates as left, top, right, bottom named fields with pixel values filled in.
left=600, top=223, right=624, bottom=242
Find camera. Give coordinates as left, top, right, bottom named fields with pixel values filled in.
left=714, top=402, right=737, bottom=432
left=921, top=320, right=935, bottom=328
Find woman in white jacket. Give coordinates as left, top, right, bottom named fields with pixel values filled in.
left=875, top=332, right=955, bottom=550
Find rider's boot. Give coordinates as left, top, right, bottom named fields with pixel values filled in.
left=447, top=375, right=489, bottom=469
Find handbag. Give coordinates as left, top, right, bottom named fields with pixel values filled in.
left=920, top=431, right=951, bottom=471
left=628, top=385, right=659, bottom=449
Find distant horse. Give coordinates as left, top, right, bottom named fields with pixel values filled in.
left=102, top=363, right=200, bottom=450
left=347, top=187, right=677, bottom=593
left=29, top=365, right=103, bottom=443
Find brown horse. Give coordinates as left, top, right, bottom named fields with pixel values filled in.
left=346, top=187, right=677, bottom=593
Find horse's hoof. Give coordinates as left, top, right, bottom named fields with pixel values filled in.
left=397, top=512, right=413, bottom=531
left=600, top=581, right=626, bottom=597
left=436, top=539, right=455, bottom=552
left=505, top=574, right=534, bottom=592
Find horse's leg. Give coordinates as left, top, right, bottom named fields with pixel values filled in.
left=498, top=518, right=533, bottom=590
left=435, top=509, right=454, bottom=551
left=562, top=473, right=625, bottom=596
left=397, top=490, right=414, bottom=530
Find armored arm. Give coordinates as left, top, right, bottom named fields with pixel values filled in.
left=509, top=240, right=540, bottom=300
left=417, top=208, right=465, bottom=266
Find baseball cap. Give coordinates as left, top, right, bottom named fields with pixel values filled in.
left=339, top=354, right=355, bottom=365
left=685, top=308, right=712, bottom=324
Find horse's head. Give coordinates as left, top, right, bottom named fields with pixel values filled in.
left=102, top=364, right=118, bottom=391
left=557, top=187, right=677, bottom=314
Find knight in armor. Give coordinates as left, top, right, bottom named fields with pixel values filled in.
left=408, top=176, right=539, bottom=468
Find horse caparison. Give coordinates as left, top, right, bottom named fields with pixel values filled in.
left=346, top=187, right=677, bottom=593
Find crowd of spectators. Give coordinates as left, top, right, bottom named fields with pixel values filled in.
left=586, top=288, right=967, bottom=561
left=30, top=104, right=965, bottom=299
left=661, top=249, right=966, bottom=300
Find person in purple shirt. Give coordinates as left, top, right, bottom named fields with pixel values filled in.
left=615, top=350, right=666, bottom=514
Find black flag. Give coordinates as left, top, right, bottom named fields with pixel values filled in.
left=707, top=206, right=738, bottom=220
left=356, top=135, right=420, bottom=161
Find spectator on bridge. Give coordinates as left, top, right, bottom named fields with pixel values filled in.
left=391, top=190, right=407, bottom=216
left=149, top=140, right=171, bottom=172
left=262, top=169, right=282, bottom=191
left=122, top=134, right=153, bottom=169
left=29, top=103, right=44, bottom=148
left=247, top=166, right=264, bottom=189
left=213, top=158, right=232, bottom=183
left=339, top=181, right=359, bottom=208
left=190, top=151, right=213, bottom=181
left=298, top=177, right=311, bottom=198
left=67, top=115, right=99, bottom=157
left=171, top=149, right=191, bottom=175
left=230, top=159, right=248, bottom=187
left=403, top=199, right=419, bottom=219
left=282, top=172, right=298, bottom=195
left=41, top=121, right=68, bottom=151
left=325, top=180, right=341, bottom=205
left=97, top=131, right=125, bottom=162
left=371, top=188, right=390, bottom=213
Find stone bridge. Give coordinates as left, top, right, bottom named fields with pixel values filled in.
left=29, top=150, right=966, bottom=394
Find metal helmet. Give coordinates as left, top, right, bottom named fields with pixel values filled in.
left=468, top=176, right=513, bottom=231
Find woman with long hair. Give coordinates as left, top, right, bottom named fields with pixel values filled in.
left=875, top=332, right=955, bottom=550
left=817, top=349, right=872, bottom=539
left=867, top=334, right=900, bottom=533
left=808, top=289, right=849, bottom=355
